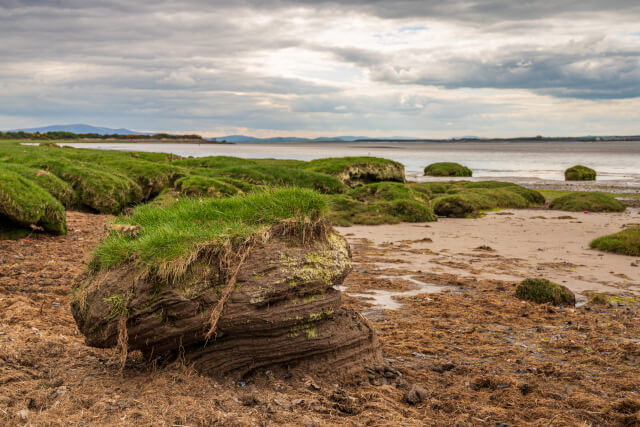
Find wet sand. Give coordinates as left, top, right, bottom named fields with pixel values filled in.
left=339, top=209, right=640, bottom=297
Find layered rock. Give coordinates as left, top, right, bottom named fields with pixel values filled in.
left=71, top=227, right=382, bottom=377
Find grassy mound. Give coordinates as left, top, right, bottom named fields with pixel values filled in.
left=565, top=165, right=596, bottom=181
left=328, top=182, right=436, bottom=226
left=590, top=226, right=640, bottom=256
left=210, top=165, right=346, bottom=194
left=1, top=162, right=77, bottom=207
left=305, top=157, right=405, bottom=187
left=516, top=278, right=575, bottom=306
left=88, top=188, right=328, bottom=278
left=0, top=166, right=67, bottom=234
left=424, top=162, right=472, bottom=177
left=174, top=175, right=249, bottom=198
left=549, top=192, right=625, bottom=212
left=36, top=159, right=144, bottom=214
left=431, top=183, right=545, bottom=217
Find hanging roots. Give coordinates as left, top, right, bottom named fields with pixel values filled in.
left=205, top=240, right=255, bottom=340
left=115, top=311, right=129, bottom=373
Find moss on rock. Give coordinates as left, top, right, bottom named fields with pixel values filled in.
left=565, top=165, right=596, bottom=181
left=516, top=278, right=575, bottom=306
left=424, top=162, right=472, bottom=177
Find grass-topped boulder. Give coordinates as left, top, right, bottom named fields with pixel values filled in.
left=305, top=157, right=405, bottom=187
left=516, top=278, right=575, bottom=306
left=549, top=192, right=625, bottom=213
left=71, top=188, right=382, bottom=377
left=424, top=162, right=472, bottom=177
left=590, top=226, right=640, bottom=256
left=565, top=165, right=596, bottom=181
left=0, top=165, right=67, bottom=234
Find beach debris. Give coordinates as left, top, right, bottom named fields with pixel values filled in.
left=404, top=384, right=429, bottom=405
left=104, top=223, right=141, bottom=237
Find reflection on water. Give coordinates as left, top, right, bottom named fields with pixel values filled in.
left=62, top=140, right=640, bottom=184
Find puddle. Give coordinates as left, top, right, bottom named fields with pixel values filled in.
left=335, top=275, right=459, bottom=310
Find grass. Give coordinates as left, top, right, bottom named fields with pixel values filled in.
left=424, top=162, right=472, bottom=177
left=565, top=165, right=596, bottom=181
left=0, top=164, right=67, bottom=234
left=516, top=278, right=575, bottom=306
left=1, top=162, right=77, bottom=207
left=88, top=188, right=328, bottom=280
left=0, top=139, right=569, bottom=234
left=206, top=164, right=346, bottom=194
left=304, top=157, right=405, bottom=186
left=590, top=226, right=640, bottom=256
left=430, top=182, right=545, bottom=217
left=549, top=192, right=626, bottom=212
left=327, top=182, right=436, bottom=226
left=174, top=175, right=249, bottom=198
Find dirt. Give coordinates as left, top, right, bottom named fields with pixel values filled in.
left=1, top=211, right=640, bottom=425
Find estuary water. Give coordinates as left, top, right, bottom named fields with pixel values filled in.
left=62, top=140, right=640, bottom=188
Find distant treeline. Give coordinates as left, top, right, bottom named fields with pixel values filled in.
left=0, top=131, right=204, bottom=140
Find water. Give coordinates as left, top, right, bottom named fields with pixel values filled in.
left=61, top=140, right=640, bottom=185
left=334, top=275, right=458, bottom=310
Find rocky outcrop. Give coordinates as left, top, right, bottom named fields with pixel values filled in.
left=335, top=162, right=405, bottom=187
left=71, top=226, right=382, bottom=377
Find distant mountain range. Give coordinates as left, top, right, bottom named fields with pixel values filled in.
left=10, top=124, right=149, bottom=135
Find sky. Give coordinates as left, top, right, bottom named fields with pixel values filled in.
left=1, top=0, right=640, bottom=138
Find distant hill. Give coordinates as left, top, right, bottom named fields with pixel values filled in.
left=10, top=124, right=149, bottom=135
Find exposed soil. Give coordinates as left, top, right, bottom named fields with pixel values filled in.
left=1, top=211, right=640, bottom=425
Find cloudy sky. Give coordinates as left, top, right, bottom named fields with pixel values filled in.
left=1, top=0, right=640, bottom=138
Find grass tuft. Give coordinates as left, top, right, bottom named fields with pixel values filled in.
left=424, top=162, right=472, bottom=177
left=0, top=165, right=67, bottom=234
left=88, top=188, right=328, bottom=280
left=590, top=226, right=640, bottom=256
left=516, top=278, right=575, bottom=306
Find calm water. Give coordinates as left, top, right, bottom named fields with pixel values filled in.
left=62, top=140, right=640, bottom=187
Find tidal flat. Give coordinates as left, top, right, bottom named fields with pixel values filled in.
left=1, top=139, right=639, bottom=425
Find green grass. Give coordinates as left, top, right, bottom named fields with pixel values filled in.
left=0, top=165, right=67, bottom=234
left=516, top=278, right=575, bottom=306
left=88, top=188, right=328, bottom=280
left=208, top=164, right=346, bottom=194
left=565, top=165, right=596, bottom=181
left=549, top=192, right=626, bottom=212
left=424, top=162, right=472, bottom=177
left=173, top=175, right=249, bottom=198
left=1, top=162, right=77, bottom=207
left=590, top=226, right=640, bottom=256
left=431, top=182, right=545, bottom=217
left=327, top=182, right=436, bottom=226
left=304, top=156, right=405, bottom=186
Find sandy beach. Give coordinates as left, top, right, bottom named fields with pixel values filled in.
left=338, top=208, right=640, bottom=298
